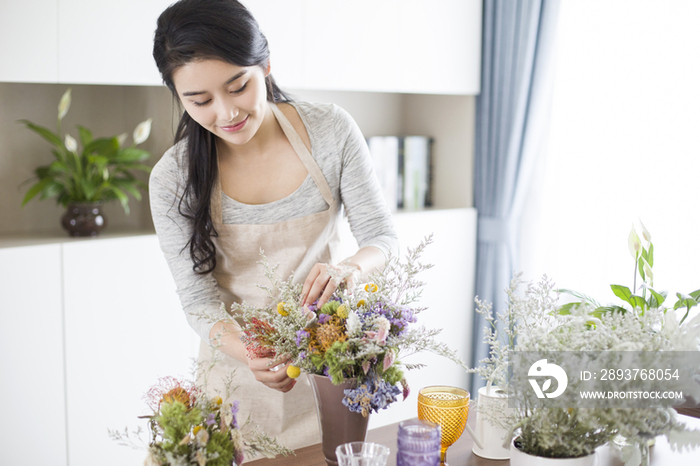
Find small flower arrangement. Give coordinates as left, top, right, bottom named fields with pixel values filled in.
left=229, top=236, right=464, bottom=417
left=110, top=376, right=292, bottom=466
left=20, top=88, right=153, bottom=214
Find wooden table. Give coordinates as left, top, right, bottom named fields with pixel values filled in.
left=248, top=414, right=700, bottom=465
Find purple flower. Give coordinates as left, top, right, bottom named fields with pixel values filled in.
left=206, top=413, right=216, bottom=426
left=295, top=329, right=310, bottom=346
left=231, top=400, right=240, bottom=429
left=342, top=375, right=401, bottom=416
left=318, top=313, right=332, bottom=324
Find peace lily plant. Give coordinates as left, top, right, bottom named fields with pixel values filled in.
left=20, top=88, right=153, bottom=214
left=470, top=223, right=700, bottom=466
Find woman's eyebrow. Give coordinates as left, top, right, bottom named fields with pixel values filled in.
left=182, top=70, right=248, bottom=96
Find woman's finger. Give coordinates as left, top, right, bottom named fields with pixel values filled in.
left=316, top=279, right=338, bottom=309
left=301, top=263, right=324, bottom=304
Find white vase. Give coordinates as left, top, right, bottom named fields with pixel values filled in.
left=470, top=385, right=511, bottom=460
left=510, top=438, right=598, bottom=466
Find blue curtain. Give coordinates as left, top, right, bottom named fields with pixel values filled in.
left=471, top=0, right=562, bottom=393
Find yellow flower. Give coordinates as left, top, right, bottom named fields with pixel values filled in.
left=193, top=425, right=204, bottom=436
left=337, top=304, right=349, bottom=319
left=277, top=301, right=289, bottom=316
left=357, top=299, right=366, bottom=307
left=287, top=365, right=301, bottom=379
left=212, top=396, right=223, bottom=408
left=365, top=283, right=378, bottom=293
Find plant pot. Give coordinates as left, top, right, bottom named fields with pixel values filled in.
left=510, top=438, right=598, bottom=466
left=309, top=374, right=370, bottom=466
left=61, top=203, right=107, bottom=237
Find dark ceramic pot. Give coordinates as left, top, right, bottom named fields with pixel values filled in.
left=61, top=203, right=107, bottom=237
left=309, top=374, right=370, bottom=466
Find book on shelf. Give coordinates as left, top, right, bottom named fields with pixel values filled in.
left=366, top=135, right=433, bottom=212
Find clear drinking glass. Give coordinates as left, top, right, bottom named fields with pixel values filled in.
left=335, top=441, right=390, bottom=466
left=397, top=419, right=441, bottom=466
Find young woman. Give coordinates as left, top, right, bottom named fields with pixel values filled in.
left=150, top=0, right=398, bottom=450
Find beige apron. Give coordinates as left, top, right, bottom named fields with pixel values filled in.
left=198, top=103, right=343, bottom=451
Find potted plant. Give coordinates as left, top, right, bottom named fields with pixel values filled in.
left=471, top=224, right=700, bottom=466
left=494, top=275, right=700, bottom=466
left=226, top=237, right=465, bottom=465
left=20, top=88, right=153, bottom=237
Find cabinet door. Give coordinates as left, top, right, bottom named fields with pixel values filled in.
left=62, top=235, right=198, bottom=466
left=243, top=0, right=306, bottom=90
left=0, top=0, right=58, bottom=83
left=368, top=208, right=477, bottom=429
left=302, top=0, right=481, bottom=94
left=58, top=0, right=173, bottom=85
left=0, top=244, right=67, bottom=465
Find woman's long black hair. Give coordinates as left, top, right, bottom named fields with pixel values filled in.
left=153, top=0, right=292, bottom=274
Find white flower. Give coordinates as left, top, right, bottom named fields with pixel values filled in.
left=346, top=310, right=362, bottom=337
left=133, top=118, right=153, bottom=145
left=628, top=226, right=641, bottom=259
left=58, top=88, right=71, bottom=120
left=117, top=132, right=128, bottom=146
left=642, top=259, right=653, bottom=286
left=639, top=219, right=651, bottom=242
left=64, top=134, right=78, bottom=153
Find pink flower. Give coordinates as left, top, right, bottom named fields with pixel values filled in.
left=382, top=351, right=395, bottom=371
left=362, top=360, right=371, bottom=374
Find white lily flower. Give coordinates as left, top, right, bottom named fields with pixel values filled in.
left=133, top=118, right=153, bottom=145
left=639, top=219, right=652, bottom=242
left=64, top=134, right=78, bottom=153
left=58, top=88, right=72, bottom=120
left=116, top=132, right=128, bottom=147
left=627, top=226, right=641, bottom=259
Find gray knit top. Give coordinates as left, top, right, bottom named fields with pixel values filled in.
left=149, top=101, right=399, bottom=340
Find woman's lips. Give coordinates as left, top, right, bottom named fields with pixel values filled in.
left=220, top=116, right=248, bottom=133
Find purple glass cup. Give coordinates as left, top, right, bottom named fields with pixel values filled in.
left=397, top=419, right=441, bottom=466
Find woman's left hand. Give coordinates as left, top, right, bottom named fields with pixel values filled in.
left=301, top=263, right=337, bottom=309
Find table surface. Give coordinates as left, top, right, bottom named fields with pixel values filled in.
left=248, top=413, right=700, bottom=465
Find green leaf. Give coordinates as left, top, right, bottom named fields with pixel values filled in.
left=84, top=137, right=119, bottom=158
left=22, top=178, right=53, bottom=205
left=646, top=287, right=666, bottom=308
left=19, top=120, right=62, bottom=147
left=637, top=256, right=646, bottom=282
left=107, top=186, right=130, bottom=214
left=689, top=289, right=700, bottom=300
left=556, top=302, right=579, bottom=315
left=557, top=288, right=601, bottom=307
left=593, top=305, right=628, bottom=317
left=674, top=292, right=698, bottom=312
left=648, top=243, right=654, bottom=267
left=610, top=285, right=646, bottom=310
left=113, top=148, right=150, bottom=163
left=77, top=125, right=93, bottom=148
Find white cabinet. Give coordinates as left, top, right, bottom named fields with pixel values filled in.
left=3, top=0, right=481, bottom=94
left=0, top=0, right=58, bottom=83
left=0, top=235, right=198, bottom=466
left=0, top=244, right=67, bottom=466
left=58, top=0, right=173, bottom=85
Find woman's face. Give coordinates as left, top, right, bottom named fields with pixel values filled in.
left=172, top=59, right=270, bottom=148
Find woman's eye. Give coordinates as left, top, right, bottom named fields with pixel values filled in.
left=192, top=100, right=211, bottom=107
left=231, top=83, right=248, bottom=94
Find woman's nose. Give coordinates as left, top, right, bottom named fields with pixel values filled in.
left=218, top=104, right=239, bottom=122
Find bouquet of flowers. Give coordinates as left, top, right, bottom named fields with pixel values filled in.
left=232, top=237, right=464, bottom=416
left=110, top=376, right=292, bottom=466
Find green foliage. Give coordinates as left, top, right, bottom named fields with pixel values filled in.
left=557, top=223, right=700, bottom=324
left=205, top=431, right=235, bottom=466
left=19, top=88, right=152, bottom=214
left=157, top=401, right=203, bottom=456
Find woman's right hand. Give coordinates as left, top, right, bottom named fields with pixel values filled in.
left=247, top=355, right=297, bottom=393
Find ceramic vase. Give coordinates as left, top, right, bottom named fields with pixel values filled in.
left=61, top=203, right=106, bottom=237
left=510, top=438, right=598, bottom=466
left=470, top=385, right=511, bottom=460
left=309, top=374, right=370, bottom=466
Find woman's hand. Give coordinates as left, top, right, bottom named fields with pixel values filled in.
left=301, top=263, right=339, bottom=309
left=247, top=355, right=297, bottom=393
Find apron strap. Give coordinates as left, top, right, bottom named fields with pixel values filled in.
left=270, top=103, right=335, bottom=207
